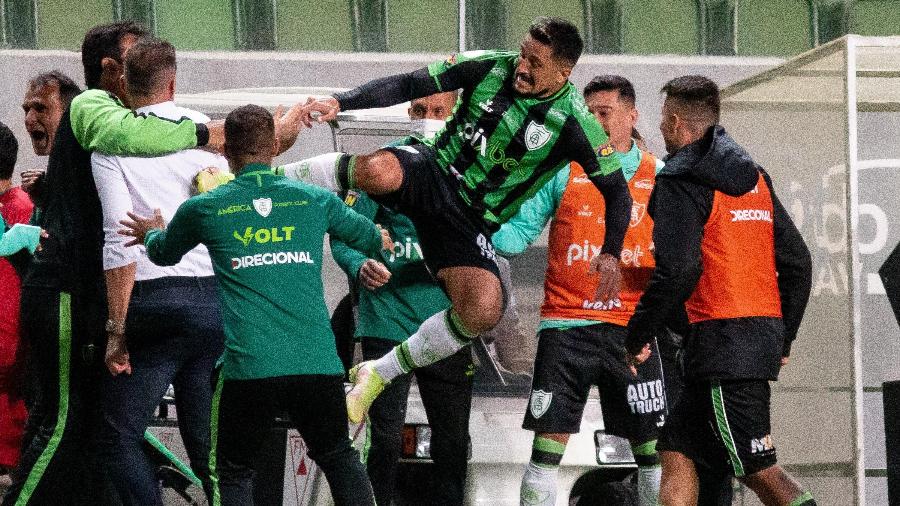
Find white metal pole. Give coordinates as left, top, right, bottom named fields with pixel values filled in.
left=458, top=0, right=466, bottom=53
left=844, top=34, right=866, bottom=506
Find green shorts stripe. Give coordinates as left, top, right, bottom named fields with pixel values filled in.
left=711, top=382, right=745, bottom=477
left=143, top=430, right=201, bottom=487
left=209, top=371, right=225, bottom=506
left=15, top=292, right=73, bottom=505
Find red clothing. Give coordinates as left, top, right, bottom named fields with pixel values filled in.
left=685, top=172, right=782, bottom=323
left=541, top=154, right=657, bottom=325
left=0, top=186, right=33, bottom=467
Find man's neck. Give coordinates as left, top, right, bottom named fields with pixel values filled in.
left=0, top=179, right=12, bottom=195
left=612, top=138, right=633, bottom=153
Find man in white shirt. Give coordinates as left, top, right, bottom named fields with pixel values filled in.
left=91, top=37, right=226, bottom=506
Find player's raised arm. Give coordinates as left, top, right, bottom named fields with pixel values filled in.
left=305, top=52, right=499, bottom=122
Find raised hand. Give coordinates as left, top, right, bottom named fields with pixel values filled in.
left=118, top=208, right=166, bottom=247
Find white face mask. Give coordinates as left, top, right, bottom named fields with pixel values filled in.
left=410, top=118, right=446, bottom=140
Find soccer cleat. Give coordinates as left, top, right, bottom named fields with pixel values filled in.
left=346, top=361, right=387, bottom=423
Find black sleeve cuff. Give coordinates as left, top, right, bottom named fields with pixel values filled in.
left=195, top=123, right=209, bottom=147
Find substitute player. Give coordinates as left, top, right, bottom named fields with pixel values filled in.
left=626, top=76, right=815, bottom=506
left=120, top=105, right=384, bottom=506
left=286, top=17, right=632, bottom=422
left=492, top=75, right=665, bottom=506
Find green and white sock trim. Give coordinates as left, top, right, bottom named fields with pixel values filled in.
left=530, top=436, right=566, bottom=469
left=788, top=491, right=815, bottom=506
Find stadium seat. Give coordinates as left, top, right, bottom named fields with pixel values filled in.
left=277, top=0, right=354, bottom=51
left=156, top=0, right=235, bottom=50
left=36, top=0, right=113, bottom=49
left=737, top=0, right=812, bottom=56
left=387, top=0, right=458, bottom=53
left=850, top=0, right=900, bottom=36
left=622, top=0, right=699, bottom=55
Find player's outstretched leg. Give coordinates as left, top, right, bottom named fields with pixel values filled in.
left=279, top=150, right=403, bottom=196
left=346, top=266, right=503, bottom=423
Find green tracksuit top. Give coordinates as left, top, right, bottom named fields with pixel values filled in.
left=144, top=164, right=384, bottom=380
left=330, top=190, right=450, bottom=343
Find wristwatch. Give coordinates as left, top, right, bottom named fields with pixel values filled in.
left=105, top=319, right=126, bottom=335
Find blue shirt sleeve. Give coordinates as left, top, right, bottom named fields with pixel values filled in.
left=491, top=165, right=568, bottom=255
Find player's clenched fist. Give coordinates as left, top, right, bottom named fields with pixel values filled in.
left=359, top=259, right=391, bottom=291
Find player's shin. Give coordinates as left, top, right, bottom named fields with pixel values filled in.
left=633, top=440, right=662, bottom=506
left=371, top=309, right=474, bottom=382
left=278, top=152, right=354, bottom=192
left=520, top=435, right=566, bottom=506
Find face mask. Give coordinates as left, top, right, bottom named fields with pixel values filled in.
left=411, top=118, right=446, bottom=140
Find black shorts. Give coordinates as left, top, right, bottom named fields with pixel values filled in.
left=657, top=379, right=777, bottom=477
left=372, top=144, right=501, bottom=280
left=523, top=325, right=668, bottom=444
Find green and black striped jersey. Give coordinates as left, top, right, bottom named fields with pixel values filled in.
left=335, top=49, right=631, bottom=256
left=425, top=51, right=620, bottom=224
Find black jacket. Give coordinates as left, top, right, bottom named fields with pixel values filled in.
left=626, top=126, right=812, bottom=381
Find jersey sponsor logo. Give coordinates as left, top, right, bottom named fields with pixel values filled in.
left=253, top=198, right=273, bottom=217
left=489, top=66, right=508, bottom=79
left=620, top=244, right=648, bottom=268
left=633, top=179, right=654, bottom=190
left=598, top=143, right=615, bottom=157
left=388, top=237, right=423, bottom=263
left=577, top=204, right=593, bottom=217
left=524, top=121, right=552, bottom=151
left=461, top=122, right=489, bottom=157
left=729, top=209, right=772, bottom=223
left=750, top=434, right=775, bottom=454
left=231, top=251, right=313, bottom=270
left=631, top=202, right=647, bottom=227
left=582, top=298, right=622, bottom=311
left=529, top=389, right=553, bottom=419
left=566, top=240, right=602, bottom=266
left=478, top=99, right=494, bottom=113
left=476, top=233, right=497, bottom=260
left=626, top=380, right=665, bottom=414
left=233, top=226, right=296, bottom=247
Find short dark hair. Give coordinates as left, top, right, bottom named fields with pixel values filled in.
left=125, top=37, right=176, bottom=98
left=0, top=122, right=19, bottom=180
left=528, top=17, right=583, bottom=67
left=583, top=75, right=636, bottom=106
left=225, top=105, right=275, bottom=157
left=81, top=21, right=149, bottom=90
left=28, top=71, right=82, bottom=108
left=660, top=75, right=721, bottom=125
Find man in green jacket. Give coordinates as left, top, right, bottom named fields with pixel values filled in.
left=329, top=91, right=476, bottom=506
left=121, top=105, right=385, bottom=506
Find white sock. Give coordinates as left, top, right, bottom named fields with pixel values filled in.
left=371, top=310, right=471, bottom=382
left=637, top=465, right=662, bottom=506
left=279, top=152, right=343, bottom=191
left=520, top=462, right=558, bottom=506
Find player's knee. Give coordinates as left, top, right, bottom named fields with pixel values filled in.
left=455, top=296, right=502, bottom=334
left=354, top=151, right=403, bottom=194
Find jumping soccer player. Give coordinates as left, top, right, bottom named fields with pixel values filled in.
left=626, top=76, right=815, bottom=506
left=285, top=17, right=632, bottom=422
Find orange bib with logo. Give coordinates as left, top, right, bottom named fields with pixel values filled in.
left=685, top=171, right=782, bottom=323
left=541, top=152, right=657, bottom=326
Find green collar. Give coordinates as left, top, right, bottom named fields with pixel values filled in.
left=237, top=163, right=273, bottom=177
